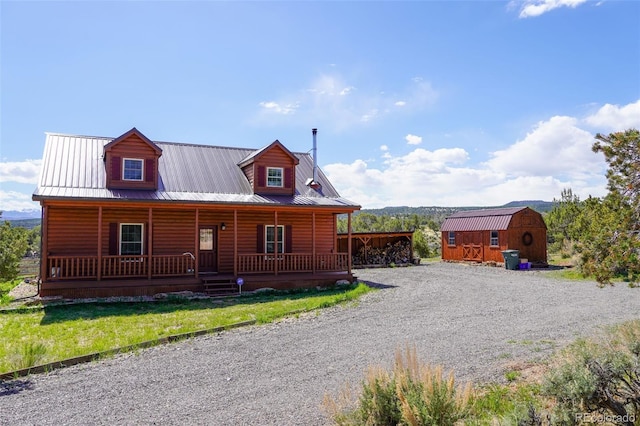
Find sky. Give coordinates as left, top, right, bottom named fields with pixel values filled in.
left=1, top=0, right=639, bottom=212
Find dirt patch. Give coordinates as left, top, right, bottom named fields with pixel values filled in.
left=7, top=281, right=39, bottom=304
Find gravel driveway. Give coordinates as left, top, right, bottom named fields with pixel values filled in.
left=2, top=262, right=639, bottom=425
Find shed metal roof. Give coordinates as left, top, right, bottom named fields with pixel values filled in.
left=33, top=133, right=359, bottom=209
left=440, top=207, right=527, bottom=232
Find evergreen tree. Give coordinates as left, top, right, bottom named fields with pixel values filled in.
left=0, top=214, right=29, bottom=281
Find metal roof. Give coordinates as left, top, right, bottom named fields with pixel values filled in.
left=33, top=133, right=360, bottom=209
left=440, top=207, right=527, bottom=232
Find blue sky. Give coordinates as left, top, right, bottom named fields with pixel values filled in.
left=1, top=0, right=639, bottom=212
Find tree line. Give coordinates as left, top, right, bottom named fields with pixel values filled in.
left=0, top=213, right=40, bottom=281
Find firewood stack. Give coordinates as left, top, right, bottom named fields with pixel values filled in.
left=352, top=240, right=413, bottom=266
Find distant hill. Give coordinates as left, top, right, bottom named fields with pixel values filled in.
left=1, top=209, right=41, bottom=220
left=356, top=200, right=554, bottom=218
left=2, top=209, right=42, bottom=229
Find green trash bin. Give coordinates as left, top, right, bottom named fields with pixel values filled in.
left=502, top=250, right=520, bottom=270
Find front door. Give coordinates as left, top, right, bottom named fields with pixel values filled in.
left=199, top=226, right=218, bottom=273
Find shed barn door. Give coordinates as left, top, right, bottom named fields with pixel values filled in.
left=462, top=232, right=483, bottom=262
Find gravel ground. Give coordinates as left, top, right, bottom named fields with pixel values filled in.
left=2, top=262, right=640, bottom=425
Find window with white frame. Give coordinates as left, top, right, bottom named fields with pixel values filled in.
left=448, top=231, right=455, bottom=246
left=265, top=225, right=284, bottom=254
left=120, top=223, right=144, bottom=255
left=490, top=230, right=499, bottom=246
left=266, top=167, right=283, bottom=187
left=123, top=158, right=144, bottom=181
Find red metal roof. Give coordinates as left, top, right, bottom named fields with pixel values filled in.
left=440, top=207, right=527, bottom=232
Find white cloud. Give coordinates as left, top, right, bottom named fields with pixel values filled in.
left=360, top=109, right=379, bottom=123
left=339, top=86, right=355, bottom=96
left=323, top=100, right=637, bottom=208
left=325, top=142, right=605, bottom=208
left=258, top=101, right=298, bottom=115
left=485, top=115, right=605, bottom=180
left=0, top=159, right=42, bottom=184
left=380, top=145, right=389, bottom=151
left=584, top=100, right=640, bottom=130
left=516, top=0, right=588, bottom=18
left=253, top=73, right=438, bottom=130
left=325, top=147, right=502, bottom=208
left=405, top=134, right=422, bottom=145
left=0, top=190, right=39, bottom=212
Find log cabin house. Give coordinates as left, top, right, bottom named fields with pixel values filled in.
left=33, top=128, right=360, bottom=298
left=440, top=207, right=547, bottom=265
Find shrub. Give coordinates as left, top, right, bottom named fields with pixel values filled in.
left=542, top=320, right=640, bottom=424
left=324, top=345, right=473, bottom=425
left=10, top=341, right=48, bottom=371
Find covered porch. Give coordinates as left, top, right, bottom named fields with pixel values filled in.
left=39, top=202, right=354, bottom=297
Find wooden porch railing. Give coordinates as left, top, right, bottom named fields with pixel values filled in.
left=46, top=253, right=347, bottom=280
left=46, top=254, right=196, bottom=280
left=237, top=253, right=349, bottom=274
left=48, top=256, right=98, bottom=280
left=102, top=255, right=148, bottom=278
left=152, top=255, right=196, bottom=277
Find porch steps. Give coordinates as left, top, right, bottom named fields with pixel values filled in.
left=200, top=276, right=239, bottom=296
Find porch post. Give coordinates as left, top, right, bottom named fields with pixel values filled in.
left=195, top=208, right=199, bottom=277
left=233, top=209, right=238, bottom=276
left=347, top=212, right=352, bottom=275
left=39, top=205, right=48, bottom=284
left=274, top=210, right=278, bottom=276
left=97, top=206, right=102, bottom=281
left=147, top=207, right=153, bottom=280
left=312, top=212, right=316, bottom=274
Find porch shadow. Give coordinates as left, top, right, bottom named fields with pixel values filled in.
left=0, top=379, right=34, bottom=395
left=360, top=280, right=397, bottom=290
left=39, top=285, right=364, bottom=325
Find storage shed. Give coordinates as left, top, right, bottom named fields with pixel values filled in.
left=440, top=207, right=547, bottom=265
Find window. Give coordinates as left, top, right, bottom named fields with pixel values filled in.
left=200, top=228, right=213, bottom=251
left=120, top=224, right=143, bottom=255
left=123, top=158, right=144, bottom=181
left=448, top=231, right=455, bottom=246
left=490, top=230, right=499, bottom=246
left=265, top=225, right=284, bottom=254
left=266, top=167, right=283, bottom=187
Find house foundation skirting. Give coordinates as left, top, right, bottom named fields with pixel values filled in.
left=39, top=272, right=354, bottom=298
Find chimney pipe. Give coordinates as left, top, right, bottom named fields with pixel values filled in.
left=312, top=128, right=318, bottom=184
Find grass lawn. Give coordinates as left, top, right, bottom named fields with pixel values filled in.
left=0, top=283, right=372, bottom=374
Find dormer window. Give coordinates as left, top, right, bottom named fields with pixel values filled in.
left=123, top=158, right=144, bottom=181
left=267, top=167, right=283, bottom=187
